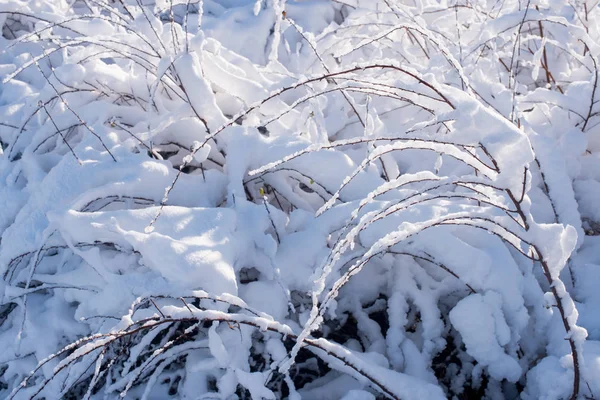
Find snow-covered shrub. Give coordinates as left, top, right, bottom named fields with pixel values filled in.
left=0, top=0, right=599, bottom=399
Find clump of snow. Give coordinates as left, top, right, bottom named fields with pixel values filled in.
left=449, top=292, right=522, bottom=382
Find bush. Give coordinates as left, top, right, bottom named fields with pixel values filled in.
left=0, top=0, right=599, bottom=399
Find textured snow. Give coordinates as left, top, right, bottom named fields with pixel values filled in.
left=1, top=0, right=600, bottom=399
left=449, top=292, right=522, bottom=382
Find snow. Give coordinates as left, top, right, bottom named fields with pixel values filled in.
left=239, top=280, right=289, bottom=320
left=53, top=206, right=240, bottom=294
left=449, top=292, right=522, bottom=382
left=1, top=0, right=600, bottom=399
left=341, top=390, right=376, bottom=400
